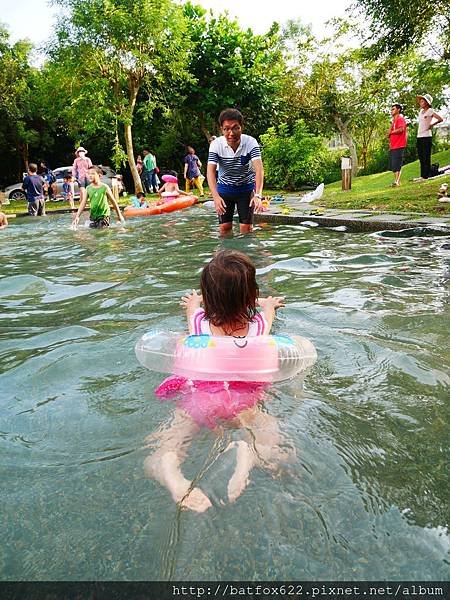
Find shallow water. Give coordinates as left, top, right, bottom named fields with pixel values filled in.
left=1, top=211, right=449, bottom=580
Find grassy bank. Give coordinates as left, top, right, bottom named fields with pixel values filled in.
left=321, top=149, right=450, bottom=216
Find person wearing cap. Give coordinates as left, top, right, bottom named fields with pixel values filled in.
left=207, top=108, right=263, bottom=236
left=416, top=94, right=443, bottom=180
left=72, top=146, right=93, bottom=204
left=386, top=103, right=407, bottom=186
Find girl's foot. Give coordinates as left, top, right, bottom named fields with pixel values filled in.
left=180, top=487, right=212, bottom=512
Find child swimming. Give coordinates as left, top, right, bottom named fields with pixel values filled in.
left=144, top=250, right=290, bottom=513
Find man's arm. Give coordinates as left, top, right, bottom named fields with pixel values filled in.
left=207, top=163, right=225, bottom=214
left=250, top=158, right=264, bottom=211
left=105, top=185, right=125, bottom=222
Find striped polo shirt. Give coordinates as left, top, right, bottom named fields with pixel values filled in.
left=208, top=134, right=261, bottom=194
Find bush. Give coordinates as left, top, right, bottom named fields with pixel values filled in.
left=261, top=121, right=333, bottom=190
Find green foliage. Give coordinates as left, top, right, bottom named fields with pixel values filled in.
left=352, top=0, right=450, bottom=60
left=180, top=3, right=287, bottom=139
left=261, top=121, right=331, bottom=189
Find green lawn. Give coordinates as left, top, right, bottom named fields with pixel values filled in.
left=321, top=149, right=450, bottom=216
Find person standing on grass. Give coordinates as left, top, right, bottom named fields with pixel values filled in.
left=183, top=146, right=204, bottom=197
left=72, top=147, right=93, bottom=205
left=207, top=108, right=263, bottom=236
left=142, top=149, right=158, bottom=194
left=387, top=103, right=407, bottom=187
left=416, top=94, right=443, bottom=181
left=22, top=163, right=45, bottom=217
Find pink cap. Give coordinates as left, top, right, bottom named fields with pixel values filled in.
left=162, top=174, right=178, bottom=183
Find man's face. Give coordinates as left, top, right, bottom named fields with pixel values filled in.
left=221, top=119, right=242, bottom=147
left=391, top=106, right=399, bottom=117
left=88, top=169, right=98, bottom=183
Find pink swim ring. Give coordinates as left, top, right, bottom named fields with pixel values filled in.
left=136, top=332, right=317, bottom=427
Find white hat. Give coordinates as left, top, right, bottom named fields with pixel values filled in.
left=75, top=146, right=88, bottom=154
left=417, top=93, right=433, bottom=106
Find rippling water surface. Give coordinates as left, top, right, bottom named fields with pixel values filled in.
left=1, top=212, right=449, bottom=580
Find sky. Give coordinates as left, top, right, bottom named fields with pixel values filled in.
left=0, top=0, right=351, bottom=46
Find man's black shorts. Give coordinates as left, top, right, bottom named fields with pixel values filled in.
left=89, top=216, right=110, bottom=228
left=218, top=191, right=254, bottom=225
left=389, top=147, right=405, bottom=172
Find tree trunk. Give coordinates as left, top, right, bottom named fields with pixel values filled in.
left=199, top=111, right=213, bottom=142
left=124, top=78, right=143, bottom=194
left=333, top=115, right=358, bottom=176
left=124, top=122, right=143, bottom=194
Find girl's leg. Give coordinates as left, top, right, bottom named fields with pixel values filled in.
left=226, top=408, right=296, bottom=502
left=144, top=408, right=212, bottom=512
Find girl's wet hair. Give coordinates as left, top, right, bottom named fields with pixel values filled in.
left=200, top=249, right=258, bottom=335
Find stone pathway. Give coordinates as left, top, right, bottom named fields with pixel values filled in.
left=254, top=195, right=450, bottom=233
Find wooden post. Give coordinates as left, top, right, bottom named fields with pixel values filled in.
left=341, top=157, right=352, bottom=191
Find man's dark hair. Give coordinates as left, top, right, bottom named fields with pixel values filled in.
left=136, top=192, right=145, bottom=199
left=392, top=103, right=403, bottom=112
left=29, top=163, right=38, bottom=173
left=219, top=108, right=244, bottom=127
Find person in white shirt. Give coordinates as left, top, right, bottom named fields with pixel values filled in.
left=416, top=94, right=443, bottom=180
left=207, top=108, right=263, bottom=235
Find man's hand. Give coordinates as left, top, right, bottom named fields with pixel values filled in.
left=250, top=194, right=263, bottom=212
left=214, top=195, right=226, bottom=215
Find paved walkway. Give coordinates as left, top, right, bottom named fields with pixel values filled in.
left=253, top=195, right=450, bottom=233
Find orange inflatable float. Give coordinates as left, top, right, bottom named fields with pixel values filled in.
left=124, top=195, right=198, bottom=217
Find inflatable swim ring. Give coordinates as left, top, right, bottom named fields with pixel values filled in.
left=135, top=332, right=317, bottom=383
left=124, top=195, right=197, bottom=217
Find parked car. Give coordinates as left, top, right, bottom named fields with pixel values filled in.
left=4, top=165, right=125, bottom=201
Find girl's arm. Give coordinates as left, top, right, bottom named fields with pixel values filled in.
left=258, top=296, right=285, bottom=333
left=158, top=183, right=166, bottom=195
left=105, top=185, right=125, bottom=223
left=176, top=185, right=190, bottom=196
left=180, top=290, right=203, bottom=334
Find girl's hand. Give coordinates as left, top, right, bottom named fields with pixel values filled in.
left=180, top=289, right=203, bottom=310
left=258, top=296, right=285, bottom=310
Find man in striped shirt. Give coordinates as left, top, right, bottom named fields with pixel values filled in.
left=207, top=108, right=264, bottom=235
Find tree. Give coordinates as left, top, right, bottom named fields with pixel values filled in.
left=179, top=3, right=287, bottom=141
left=49, top=0, right=191, bottom=192
left=281, top=20, right=449, bottom=176
left=352, top=0, right=450, bottom=60
left=0, top=26, right=40, bottom=178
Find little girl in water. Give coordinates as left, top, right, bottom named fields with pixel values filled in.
left=144, top=250, right=290, bottom=513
